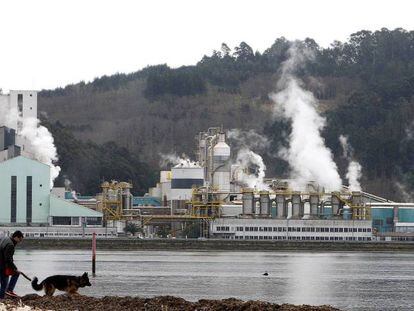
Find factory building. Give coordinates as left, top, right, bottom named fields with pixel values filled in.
left=211, top=219, right=372, bottom=241
left=0, top=90, right=114, bottom=238
left=146, top=126, right=414, bottom=241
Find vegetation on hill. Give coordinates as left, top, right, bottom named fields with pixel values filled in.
left=43, top=119, right=157, bottom=195
left=39, top=28, right=414, bottom=199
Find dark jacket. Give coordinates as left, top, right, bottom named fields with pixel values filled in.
left=0, top=237, right=17, bottom=271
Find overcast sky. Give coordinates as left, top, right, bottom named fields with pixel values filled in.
left=1, top=0, right=413, bottom=91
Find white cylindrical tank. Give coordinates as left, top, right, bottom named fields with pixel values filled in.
left=212, top=133, right=231, bottom=192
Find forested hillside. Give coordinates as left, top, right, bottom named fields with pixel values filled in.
left=40, top=28, right=414, bottom=199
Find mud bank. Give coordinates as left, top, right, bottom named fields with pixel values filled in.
left=21, top=238, right=414, bottom=251
left=3, top=294, right=341, bottom=311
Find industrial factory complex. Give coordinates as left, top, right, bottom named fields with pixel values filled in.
left=0, top=90, right=414, bottom=241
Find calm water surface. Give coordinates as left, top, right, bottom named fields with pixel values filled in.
left=13, top=250, right=414, bottom=311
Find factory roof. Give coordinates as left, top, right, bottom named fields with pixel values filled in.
left=133, top=196, right=161, bottom=207
left=50, top=195, right=103, bottom=217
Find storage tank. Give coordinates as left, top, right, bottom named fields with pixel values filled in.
left=242, top=189, right=254, bottom=215
left=276, top=194, right=287, bottom=218
left=212, top=133, right=231, bottom=192
left=309, top=194, right=319, bottom=218
left=259, top=191, right=270, bottom=216
left=291, top=192, right=303, bottom=219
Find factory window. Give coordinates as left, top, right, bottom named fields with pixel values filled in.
left=26, top=176, right=32, bottom=224
left=17, top=94, right=23, bottom=115
left=334, top=228, right=339, bottom=232
left=367, top=228, right=371, bottom=232
left=358, top=228, right=363, bottom=232
left=11, top=176, right=17, bottom=223
left=296, top=227, right=301, bottom=232
left=339, top=228, right=343, bottom=232
left=254, top=227, right=258, bottom=231
left=288, top=227, right=292, bottom=232
left=344, top=228, right=349, bottom=233
left=259, top=227, right=264, bottom=232
left=386, top=217, right=393, bottom=225
left=71, top=217, right=80, bottom=226
left=53, top=217, right=71, bottom=225
left=353, top=228, right=357, bottom=232
left=86, top=217, right=102, bottom=226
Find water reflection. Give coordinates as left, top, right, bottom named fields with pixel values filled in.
left=13, top=250, right=414, bottom=311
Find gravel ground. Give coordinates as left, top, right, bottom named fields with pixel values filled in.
left=1, top=294, right=341, bottom=311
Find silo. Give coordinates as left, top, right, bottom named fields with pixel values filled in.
left=259, top=191, right=270, bottom=216
left=276, top=194, right=287, bottom=218
left=291, top=192, right=303, bottom=219
left=309, top=194, right=319, bottom=218
left=212, top=133, right=231, bottom=192
left=242, top=189, right=254, bottom=215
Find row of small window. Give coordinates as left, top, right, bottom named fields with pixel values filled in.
left=52, top=216, right=102, bottom=226
left=24, top=232, right=116, bottom=237
left=234, top=236, right=372, bottom=241
left=233, top=226, right=371, bottom=233
left=216, top=226, right=230, bottom=231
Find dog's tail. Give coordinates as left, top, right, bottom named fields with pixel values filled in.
left=31, top=277, right=43, bottom=291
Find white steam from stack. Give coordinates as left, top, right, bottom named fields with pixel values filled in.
left=159, top=153, right=199, bottom=168
left=227, top=129, right=270, bottom=190
left=339, top=135, right=362, bottom=191
left=270, top=43, right=342, bottom=191
left=235, top=148, right=269, bottom=190
left=0, top=107, right=61, bottom=189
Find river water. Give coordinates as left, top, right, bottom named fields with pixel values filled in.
left=13, top=250, right=414, bottom=311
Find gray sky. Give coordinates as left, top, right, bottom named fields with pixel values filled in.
left=1, top=0, right=413, bottom=91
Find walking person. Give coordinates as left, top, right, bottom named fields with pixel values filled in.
left=0, top=231, right=24, bottom=298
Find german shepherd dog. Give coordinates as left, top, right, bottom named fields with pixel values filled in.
left=31, top=272, right=92, bottom=296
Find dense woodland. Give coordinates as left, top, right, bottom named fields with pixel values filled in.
left=40, top=28, right=414, bottom=199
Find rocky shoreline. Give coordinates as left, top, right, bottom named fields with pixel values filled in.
left=1, top=295, right=341, bottom=311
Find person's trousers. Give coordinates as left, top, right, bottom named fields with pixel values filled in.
left=0, top=272, right=19, bottom=298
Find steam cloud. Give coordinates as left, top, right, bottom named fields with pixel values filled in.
left=339, top=135, right=362, bottom=191
left=270, top=43, right=342, bottom=191
left=227, top=129, right=270, bottom=151
left=227, top=129, right=269, bottom=190
left=159, top=153, right=199, bottom=168
left=0, top=107, right=61, bottom=189
left=235, top=148, right=269, bottom=190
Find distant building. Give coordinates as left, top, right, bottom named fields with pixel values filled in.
left=0, top=90, right=115, bottom=238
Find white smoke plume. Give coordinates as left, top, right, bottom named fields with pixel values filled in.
left=235, top=147, right=269, bottom=190
left=19, top=118, right=61, bottom=188
left=395, top=181, right=414, bottom=202
left=339, top=134, right=362, bottom=191
left=270, top=42, right=342, bottom=191
left=0, top=106, right=61, bottom=189
left=227, top=129, right=270, bottom=151
left=227, top=129, right=270, bottom=190
left=159, top=153, right=199, bottom=168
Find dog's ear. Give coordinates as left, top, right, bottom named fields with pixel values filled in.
left=83, top=272, right=88, bottom=277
